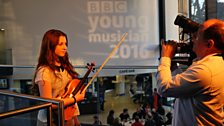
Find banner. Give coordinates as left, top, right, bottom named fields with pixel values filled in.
left=0, top=0, right=160, bottom=77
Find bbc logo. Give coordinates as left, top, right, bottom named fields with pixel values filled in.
left=87, top=1, right=127, bottom=13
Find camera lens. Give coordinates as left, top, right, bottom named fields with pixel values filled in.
left=174, top=15, right=200, bottom=33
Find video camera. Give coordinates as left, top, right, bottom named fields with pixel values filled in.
left=168, top=15, right=200, bottom=65
left=174, top=15, right=200, bottom=33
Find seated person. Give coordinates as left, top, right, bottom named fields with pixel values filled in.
left=119, top=108, right=130, bottom=122
left=107, top=110, right=115, bottom=125
left=132, top=107, right=145, bottom=119
left=113, top=117, right=122, bottom=126
left=164, top=112, right=172, bottom=125
left=144, top=113, right=156, bottom=126
left=93, top=115, right=102, bottom=126
left=131, top=116, right=143, bottom=126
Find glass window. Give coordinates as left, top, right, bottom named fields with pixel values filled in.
left=217, top=0, right=224, bottom=20
left=190, top=0, right=205, bottom=23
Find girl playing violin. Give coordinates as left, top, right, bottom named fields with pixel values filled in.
left=32, top=29, right=86, bottom=126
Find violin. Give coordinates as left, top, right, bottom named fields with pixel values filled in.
left=62, top=62, right=95, bottom=120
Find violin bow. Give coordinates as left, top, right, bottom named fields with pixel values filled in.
left=80, top=32, right=128, bottom=93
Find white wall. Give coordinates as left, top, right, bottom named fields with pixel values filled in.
left=165, top=0, right=179, bottom=41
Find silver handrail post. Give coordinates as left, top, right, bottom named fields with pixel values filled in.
left=58, top=100, right=64, bottom=126
left=47, top=106, right=52, bottom=126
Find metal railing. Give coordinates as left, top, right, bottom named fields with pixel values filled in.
left=0, top=90, right=64, bottom=126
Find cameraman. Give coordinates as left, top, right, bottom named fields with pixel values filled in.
left=157, top=18, right=224, bottom=126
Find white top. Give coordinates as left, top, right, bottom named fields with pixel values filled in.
left=157, top=54, right=224, bottom=126
left=35, top=66, right=80, bottom=122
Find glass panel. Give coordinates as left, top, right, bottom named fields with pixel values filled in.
left=217, top=0, right=224, bottom=20
left=0, top=110, right=38, bottom=126
left=190, top=0, right=205, bottom=23
left=0, top=90, right=63, bottom=126
left=0, top=95, right=45, bottom=113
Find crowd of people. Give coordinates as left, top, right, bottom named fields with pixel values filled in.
left=104, top=106, right=172, bottom=126
left=88, top=104, right=172, bottom=126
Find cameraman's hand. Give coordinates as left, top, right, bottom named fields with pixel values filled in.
left=161, top=39, right=177, bottom=59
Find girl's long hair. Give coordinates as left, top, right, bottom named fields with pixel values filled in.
left=31, top=29, right=78, bottom=95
